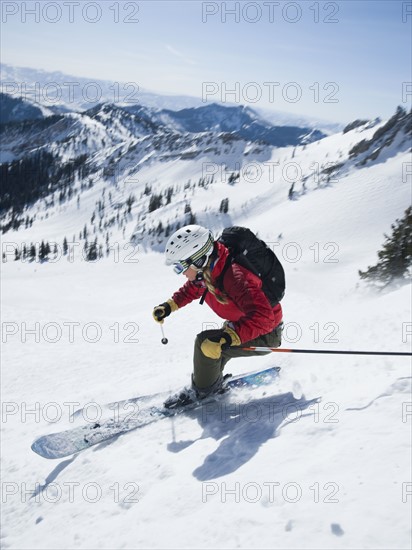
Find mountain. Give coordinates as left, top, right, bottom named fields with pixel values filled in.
left=147, top=103, right=326, bottom=147
left=1, top=63, right=340, bottom=132
left=0, top=98, right=273, bottom=231
left=0, top=93, right=332, bottom=222
left=348, top=106, right=412, bottom=165
left=0, top=62, right=213, bottom=112
left=0, top=96, right=326, bottom=165
left=1, top=62, right=410, bottom=252
left=0, top=92, right=54, bottom=124
left=1, top=93, right=410, bottom=259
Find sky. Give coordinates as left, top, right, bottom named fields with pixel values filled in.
left=1, top=0, right=411, bottom=123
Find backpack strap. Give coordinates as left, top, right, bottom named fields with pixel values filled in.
left=199, top=289, right=208, bottom=305
left=214, top=255, right=232, bottom=292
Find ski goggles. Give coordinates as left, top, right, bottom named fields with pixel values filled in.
left=173, top=254, right=208, bottom=275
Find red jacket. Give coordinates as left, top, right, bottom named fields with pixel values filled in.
left=172, top=242, right=283, bottom=343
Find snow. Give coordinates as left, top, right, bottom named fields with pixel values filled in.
left=1, top=63, right=341, bottom=133
left=1, top=110, right=411, bottom=549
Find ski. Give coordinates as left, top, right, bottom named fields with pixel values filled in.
left=71, top=384, right=171, bottom=421
left=31, top=366, right=280, bottom=459
left=71, top=366, right=279, bottom=420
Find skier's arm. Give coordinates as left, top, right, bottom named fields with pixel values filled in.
left=171, top=280, right=205, bottom=308
left=153, top=281, right=204, bottom=323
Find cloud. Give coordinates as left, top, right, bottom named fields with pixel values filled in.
left=165, top=44, right=196, bottom=66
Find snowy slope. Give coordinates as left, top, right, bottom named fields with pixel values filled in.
left=1, top=108, right=411, bottom=550
left=3, top=109, right=408, bottom=256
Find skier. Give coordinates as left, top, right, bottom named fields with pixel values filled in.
left=153, top=225, right=284, bottom=408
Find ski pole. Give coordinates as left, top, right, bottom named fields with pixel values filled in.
left=159, top=322, right=168, bottom=345
left=241, top=347, right=412, bottom=357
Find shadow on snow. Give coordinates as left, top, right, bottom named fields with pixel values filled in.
left=167, top=391, right=320, bottom=481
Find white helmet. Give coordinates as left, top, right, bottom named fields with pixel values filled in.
left=165, top=225, right=214, bottom=269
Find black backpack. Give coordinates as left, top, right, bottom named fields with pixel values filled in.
left=216, top=226, right=285, bottom=306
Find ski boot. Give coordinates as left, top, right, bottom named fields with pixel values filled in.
left=164, top=374, right=223, bottom=410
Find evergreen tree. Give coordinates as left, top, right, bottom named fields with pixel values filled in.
left=126, top=194, right=135, bottom=214
left=29, top=244, right=36, bottom=262
left=86, top=238, right=98, bottom=261
left=63, top=237, right=68, bottom=255
left=219, top=198, right=229, bottom=214
left=165, top=187, right=174, bottom=205
left=359, top=206, right=412, bottom=288
left=105, top=233, right=110, bottom=256
left=148, top=194, right=162, bottom=212
left=228, top=172, right=239, bottom=184
left=184, top=203, right=196, bottom=224
left=39, top=241, right=47, bottom=262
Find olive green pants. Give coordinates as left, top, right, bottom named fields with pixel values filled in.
left=193, top=323, right=283, bottom=389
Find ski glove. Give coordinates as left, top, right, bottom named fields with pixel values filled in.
left=200, top=327, right=241, bottom=360
left=152, top=299, right=178, bottom=323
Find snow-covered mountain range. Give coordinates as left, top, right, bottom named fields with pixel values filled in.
left=0, top=83, right=410, bottom=261
left=1, top=63, right=343, bottom=131
left=0, top=62, right=206, bottom=113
